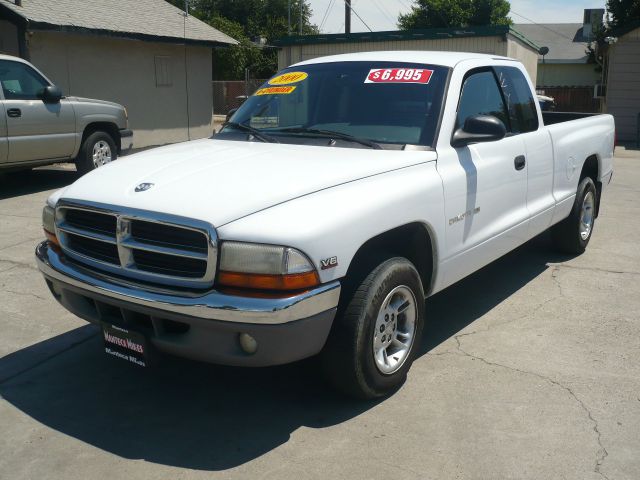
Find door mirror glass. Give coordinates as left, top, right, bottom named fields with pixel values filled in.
left=40, top=85, right=63, bottom=103
left=451, top=114, right=506, bottom=148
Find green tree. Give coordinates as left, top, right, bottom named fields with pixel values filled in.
left=606, top=0, right=640, bottom=30
left=174, top=0, right=316, bottom=38
left=208, top=14, right=263, bottom=80
left=398, top=0, right=512, bottom=29
left=167, top=0, right=317, bottom=79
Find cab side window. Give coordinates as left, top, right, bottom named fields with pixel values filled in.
left=494, top=66, right=539, bottom=133
left=456, top=70, right=509, bottom=131
left=0, top=60, right=49, bottom=100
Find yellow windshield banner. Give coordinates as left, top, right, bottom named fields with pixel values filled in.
left=268, top=72, right=308, bottom=85
left=255, top=86, right=297, bottom=95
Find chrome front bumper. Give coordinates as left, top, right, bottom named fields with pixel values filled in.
left=36, top=241, right=340, bottom=325
left=36, top=241, right=340, bottom=366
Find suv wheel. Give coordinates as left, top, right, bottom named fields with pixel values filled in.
left=321, top=257, right=425, bottom=399
left=76, top=131, right=117, bottom=175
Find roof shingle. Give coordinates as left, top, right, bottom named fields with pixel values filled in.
left=0, top=0, right=237, bottom=46
left=513, top=23, right=590, bottom=63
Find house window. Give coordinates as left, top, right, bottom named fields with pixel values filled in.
left=155, top=56, right=172, bottom=87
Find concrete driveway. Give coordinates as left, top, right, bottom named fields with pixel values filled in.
left=1, top=149, right=639, bottom=480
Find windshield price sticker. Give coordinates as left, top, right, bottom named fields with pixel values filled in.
left=268, top=71, right=308, bottom=85
left=365, top=68, right=433, bottom=84
left=255, top=86, right=297, bottom=95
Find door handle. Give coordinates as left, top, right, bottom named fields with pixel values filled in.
left=7, top=108, right=21, bottom=118
left=514, top=155, right=526, bottom=171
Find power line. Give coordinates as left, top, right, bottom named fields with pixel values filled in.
left=347, top=2, right=373, bottom=32
left=371, top=0, right=396, bottom=27
left=319, top=0, right=336, bottom=32
left=510, top=10, right=579, bottom=43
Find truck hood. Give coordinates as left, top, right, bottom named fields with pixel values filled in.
left=66, top=96, right=122, bottom=108
left=59, top=139, right=436, bottom=226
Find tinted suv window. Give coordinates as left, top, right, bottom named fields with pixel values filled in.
left=456, top=70, right=508, bottom=130
left=0, top=60, right=49, bottom=100
left=495, top=66, right=539, bottom=133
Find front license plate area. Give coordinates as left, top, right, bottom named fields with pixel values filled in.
left=102, top=324, right=151, bottom=367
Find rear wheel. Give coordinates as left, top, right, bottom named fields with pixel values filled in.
left=321, top=257, right=425, bottom=399
left=551, top=176, right=597, bottom=254
left=76, top=131, right=117, bottom=175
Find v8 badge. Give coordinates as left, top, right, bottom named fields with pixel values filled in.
left=320, top=256, right=338, bottom=270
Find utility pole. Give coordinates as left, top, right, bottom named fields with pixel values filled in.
left=183, top=0, right=191, bottom=140
left=345, top=0, right=351, bottom=34
left=299, top=0, right=303, bottom=35
left=288, top=0, right=291, bottom=35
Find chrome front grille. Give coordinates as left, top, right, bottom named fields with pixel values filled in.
left=55, top=201, right=217, bottom=288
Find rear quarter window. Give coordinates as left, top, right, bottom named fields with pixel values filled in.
left=495, top=66, right=539, bottom=134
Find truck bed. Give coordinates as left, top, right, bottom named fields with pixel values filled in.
left=542, top=111, right=600, bottom=126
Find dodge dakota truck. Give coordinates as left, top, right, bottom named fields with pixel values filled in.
left=0, top=54, right=132, bottom=174
left=36, top=52, right=615, bottom=398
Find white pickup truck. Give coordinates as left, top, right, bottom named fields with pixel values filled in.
left=36, top=52, right=615, bottom=398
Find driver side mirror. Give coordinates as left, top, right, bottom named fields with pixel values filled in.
left=451, top=115, right=506, bottom=148
left=40, top=85, right=63, bottom=103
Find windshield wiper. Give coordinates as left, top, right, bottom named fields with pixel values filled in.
left=274, top=127, right=382, bottom=149
left=223, top=122, right=279, bottom=143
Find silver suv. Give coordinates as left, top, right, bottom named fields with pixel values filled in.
left=0, top=54, right=132, bottom=174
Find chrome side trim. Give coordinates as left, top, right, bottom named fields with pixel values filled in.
left=55, top=199, right=218, bottom=289
left=36, top=242, right=341, bottom=325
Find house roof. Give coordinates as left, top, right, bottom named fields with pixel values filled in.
left=0, top=0, right=237, bottom=47
left=513, top=23, right=590, bottom=63
left=274, top=25, right=540, bottom=53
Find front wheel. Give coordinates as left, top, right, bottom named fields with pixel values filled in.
left=321, top=257, right=425, bottom=399
left=551, top=177, right=597, bottom=254
left=75, top=131, right=117, bottom=175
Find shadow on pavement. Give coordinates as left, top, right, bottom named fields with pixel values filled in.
left=0, top=167, right=79, bottom=200
left=0, top=233, right=572, bottom=471
left=421, top=233, right=571, bottom=355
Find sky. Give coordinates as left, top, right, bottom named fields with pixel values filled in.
left=308, top=0, right=608, bottom=33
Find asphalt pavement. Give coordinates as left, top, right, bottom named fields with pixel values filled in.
left=0, top=148, right=639, bottom=480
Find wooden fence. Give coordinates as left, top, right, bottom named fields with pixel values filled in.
left=537, top=86, right=601, bottom=113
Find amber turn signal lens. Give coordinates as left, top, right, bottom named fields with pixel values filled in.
left=44, top=229, right=60, bottom=247
left=217, top=270, right=320, bottom=291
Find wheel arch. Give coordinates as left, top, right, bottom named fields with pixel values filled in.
left=580, top=154, right=602, bottom=216
left=342, top=222, right=437, bottom=299
left=80, top=122, right=121, bottom=153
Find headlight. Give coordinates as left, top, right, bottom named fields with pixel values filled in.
left=42, top=205, right=59, bottom=246
left=217, top=241, right=319, bottom=291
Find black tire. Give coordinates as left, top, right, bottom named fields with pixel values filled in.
left=321, top=257, right=425, bottom=399
left=551, top=176, right=597, bottom=254
left=75, top=131, right=117, bottom=175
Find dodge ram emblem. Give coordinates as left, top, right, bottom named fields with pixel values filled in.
left=135, top=182, right=154, bottom=192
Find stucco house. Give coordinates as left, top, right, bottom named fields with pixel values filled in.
left=604, top=21, right=640, bottom=144
left=513, top=9, right=604, bottom=113
left=514, top=21, right=600, bottom=89
left=0, top=0, right=237, bottom=148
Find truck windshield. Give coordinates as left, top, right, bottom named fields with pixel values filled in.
left=218, top=61, right=449, bottom=148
